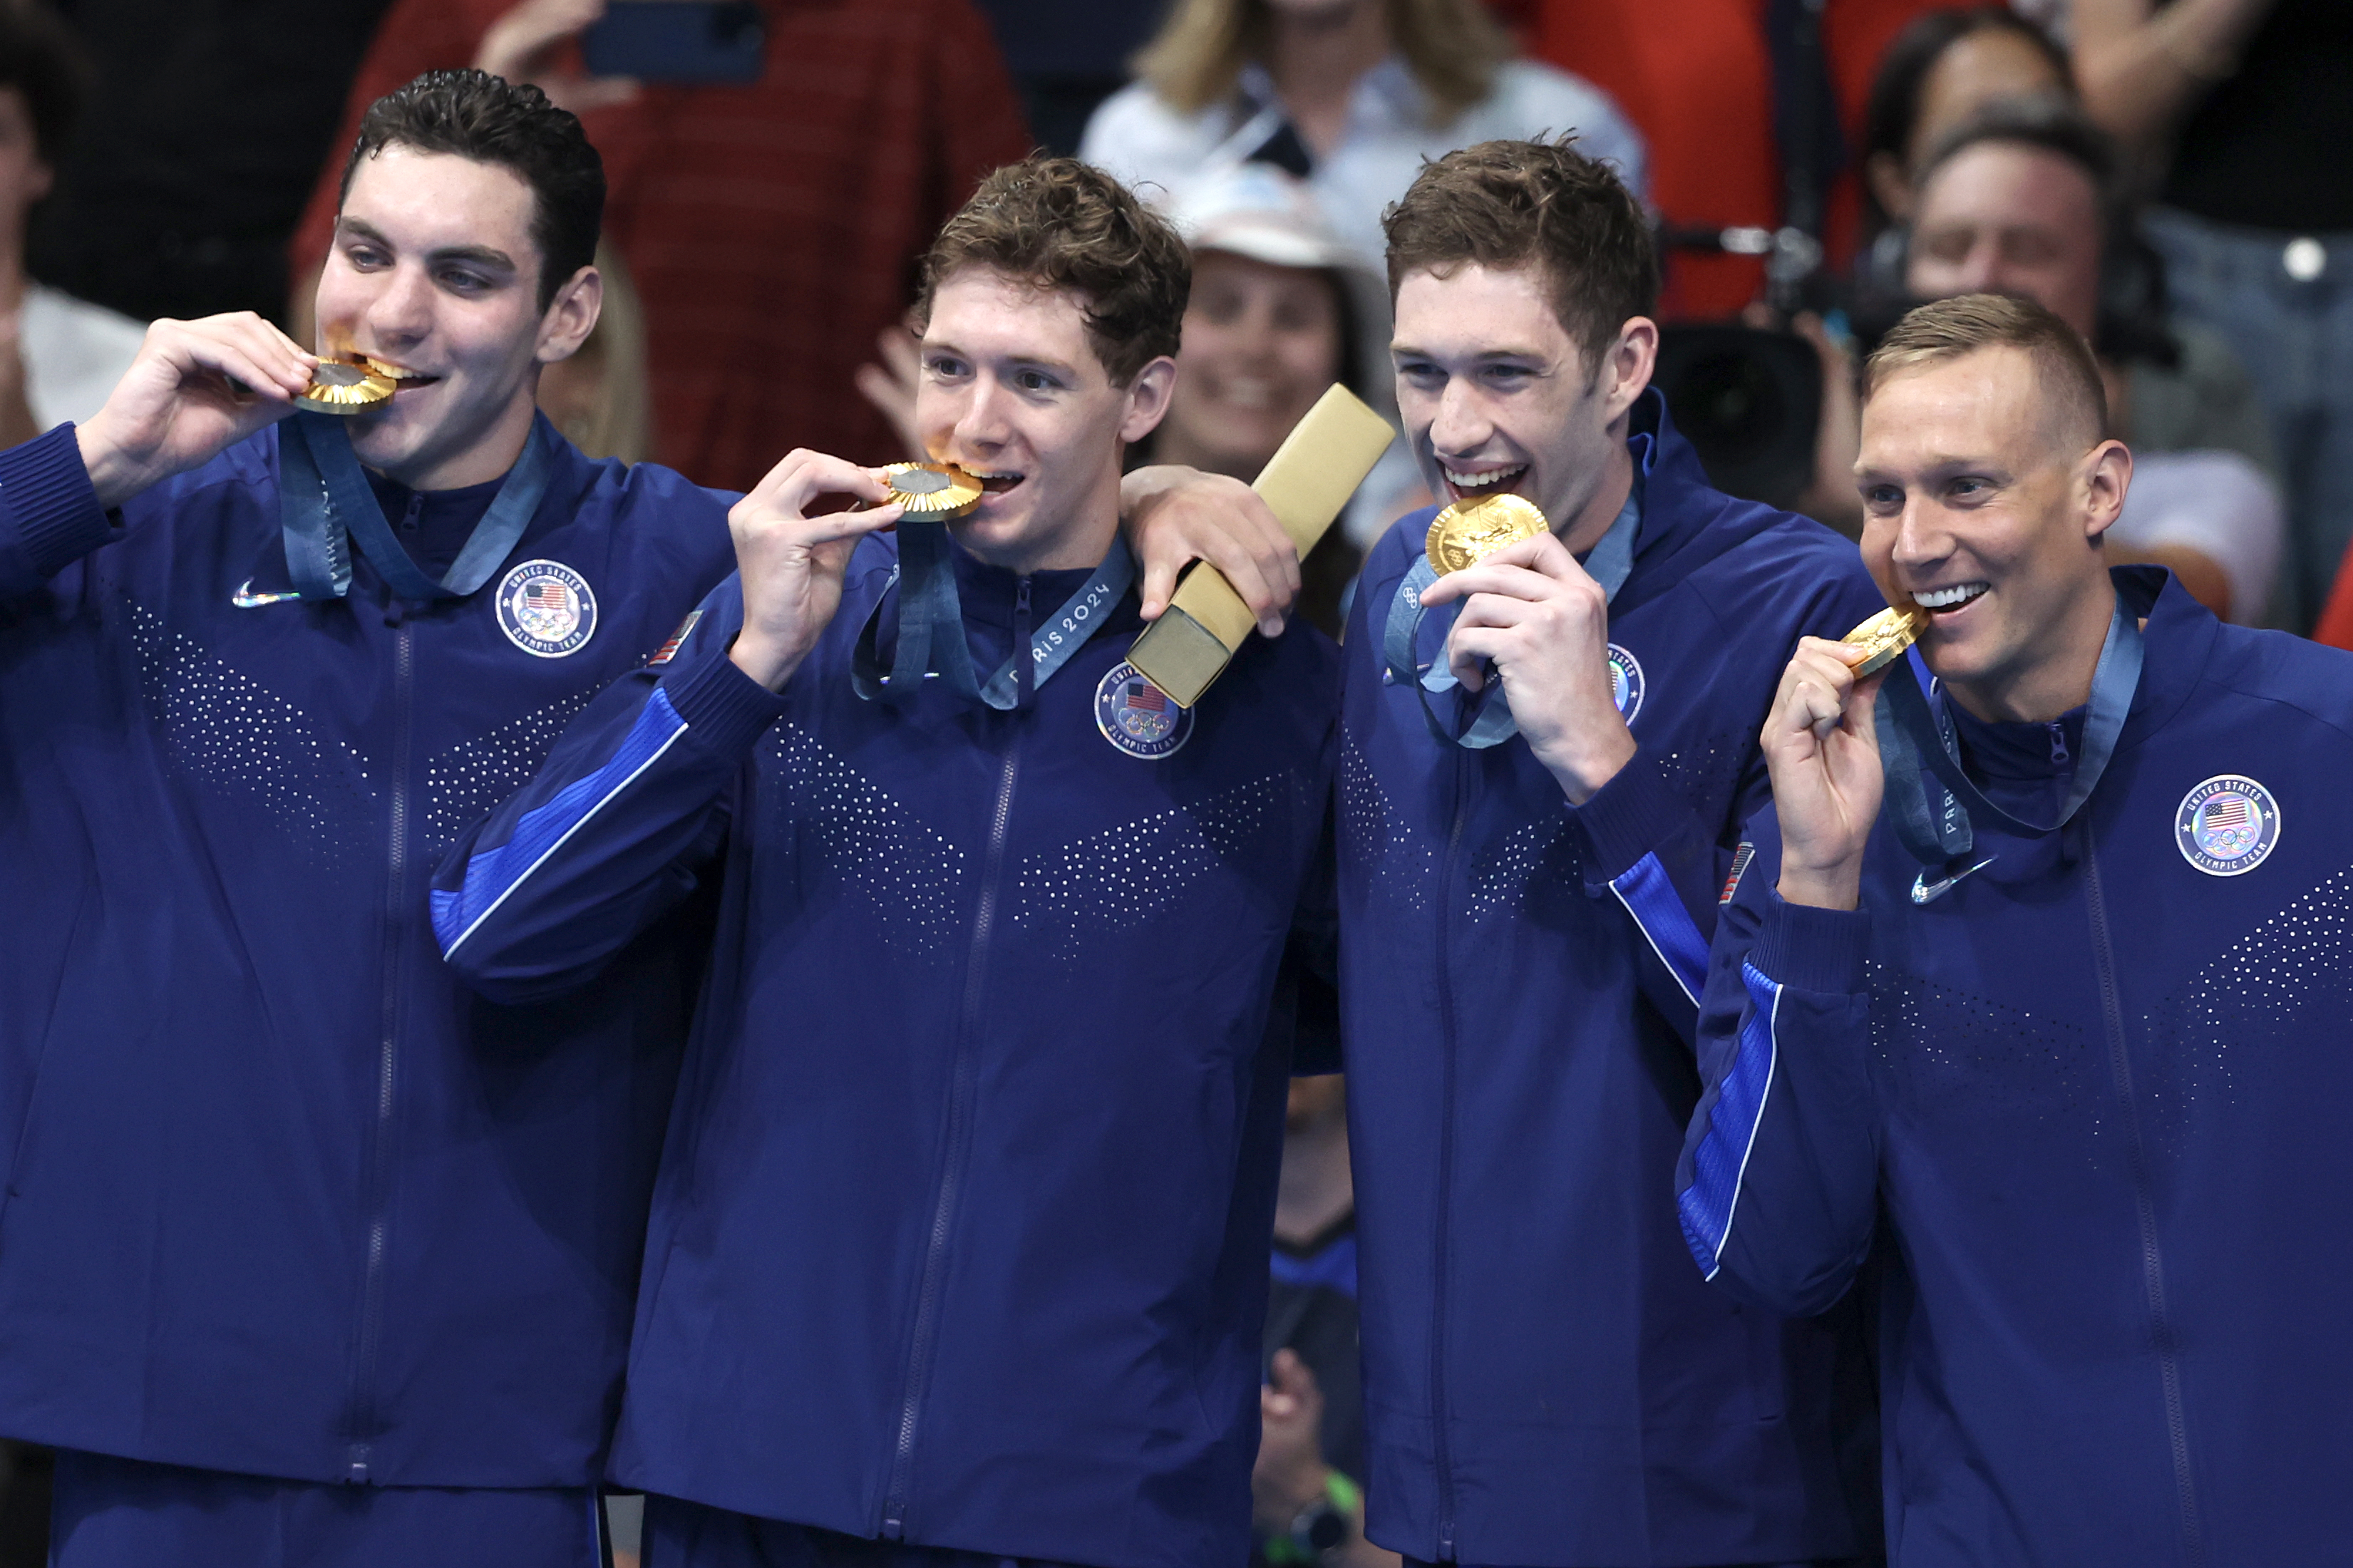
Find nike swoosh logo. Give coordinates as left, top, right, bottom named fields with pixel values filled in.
left=1912, top=856, right=1997, bottom=905
left=230, top=579, right=302, bottom=609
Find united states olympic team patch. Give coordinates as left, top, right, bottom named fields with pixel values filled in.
left=1096, top=661, right=1193, bottom=759
left=1607, top=643, right=1644, bottom=723
left=496, top=559, right=597, bottom=658
left=2175, top=774, right=2280, bottom=877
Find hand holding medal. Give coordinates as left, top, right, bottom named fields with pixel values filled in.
left=726, top=449, right=907, bottom=692
left=1413, top=492, right=1634, bottom=803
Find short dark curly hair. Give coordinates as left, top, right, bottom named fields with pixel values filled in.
left=1382, top=133, right=1657, bottom=371
left=915, top=157, right=1189, bottom=387
left=339, top=69, right=604, bottom=311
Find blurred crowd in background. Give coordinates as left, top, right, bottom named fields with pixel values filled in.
left=0, top=0, right=2339, bottom=1561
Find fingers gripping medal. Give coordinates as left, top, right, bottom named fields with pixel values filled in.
left=882, top=462, right=984, bottom=521
left=1425, top=492, right=1550, bottom=574
left=1841, top=604, right=1926, bottom=677
left=294, top=359, right=398, bottom=416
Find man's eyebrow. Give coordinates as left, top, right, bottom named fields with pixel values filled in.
left=924, top=339, right=1081, bottom=378
left=331, top=217, right=518, bottom=275
left=1389, top=343, right=1548, bottom=363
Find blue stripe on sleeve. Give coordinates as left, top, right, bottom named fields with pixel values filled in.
left=432, top=688, right=691, bottom=958
left=1677, top=961, right=1781, bottom=1280
left=1610, top=850, right=1709, bottom=1006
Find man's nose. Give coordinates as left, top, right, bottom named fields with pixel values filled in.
left=954, top=374, right=1013, bottom=452
left=1957, top=237, right=2006, bottom=296
left=364, top=262, right=434, bottom=345
left=1427, top=377, right=1492, bottom=457
left=1888, top=496, right=1952, bottom=570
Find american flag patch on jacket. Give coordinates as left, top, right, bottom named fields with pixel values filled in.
left=647, top=610, right=703, bottom=666
left=1721, top=841, right=1755, bottom=904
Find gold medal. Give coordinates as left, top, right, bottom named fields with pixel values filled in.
left=1425, top=492, right=1548, bottom=574
left=295, top=359, right=396, bottom=415
left=883, top=461, right=984, bottom=520
left=1841, top=604, right=1925, bottom=676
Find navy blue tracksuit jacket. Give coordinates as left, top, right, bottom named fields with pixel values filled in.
left=434, top=538, right=1338, bottom=1568
left=1680, top=569, right=2353, bottom=1567
left=1339, top=393, right=1888, bottom=1565
left=0, top=420, right=734, bottom=1486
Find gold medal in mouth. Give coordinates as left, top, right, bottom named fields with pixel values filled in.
left=882, top=461, right=986, bottom=520
left=294, top=359, right=397, bottom=415
left=1426, top=491, right=1549, bottom=575
left=1841, top=604, right=1927, bottom=676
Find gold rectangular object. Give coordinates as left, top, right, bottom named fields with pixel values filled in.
left=1128, top=384, right=1396, bottom=707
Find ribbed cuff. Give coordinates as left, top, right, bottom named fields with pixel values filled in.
left=0, top=423, right=110, bottom=581
left=658, top=644, right=789, bottom=758
left=1752, top=893, right=1870, bottom=994
left=1570, top=747, right=1687, bottom=886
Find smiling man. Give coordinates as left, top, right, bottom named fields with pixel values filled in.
left=434, top=158, right=1338, bottom=1568
left=1334, top=137, right=1888, bottom=1567
left=0, top=69, right=736, bottom=1568
left=1679, top=292, right=2353, bottom=1562
left=0, top=75, right=1294, bottom=1568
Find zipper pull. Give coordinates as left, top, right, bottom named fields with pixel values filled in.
left=2047, top=721, right=2071, bottom=767
left=400, top=491, right=424, bottom=532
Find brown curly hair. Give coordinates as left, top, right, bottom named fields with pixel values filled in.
left=915, top=157, right=1190, bottom=388
left=1383, top=135, right=1657, bottom=369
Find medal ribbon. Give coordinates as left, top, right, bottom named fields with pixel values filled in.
left=853, top=522, right=1136, bottom=709
left=278, top=411, right=554, bottom=602
left=1873, top=586, right=2144, bottom=877
left=1381, top=478, right=1642, bottom=750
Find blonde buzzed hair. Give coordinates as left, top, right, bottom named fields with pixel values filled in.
left=1865, top=293, right=2108, bottom=451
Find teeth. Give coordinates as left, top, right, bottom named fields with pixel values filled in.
left=1443, top=465, right=1525, bottom=490
left=1912, top=582, right=1989, bottom=610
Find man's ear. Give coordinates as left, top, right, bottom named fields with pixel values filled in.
left=535, top=264, right=604, bottom=364
left=1118, top=355, right=1178, bottom=444
left=1599, top=316, right=1659, bottom=425
left=2081, top=438, right=2132, bottom=544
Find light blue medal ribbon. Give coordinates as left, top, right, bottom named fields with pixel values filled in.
left=853, top=522, right=1136, bottom=708
left=1874, top=590, right=2143, bottom=898
left=277, top=411, right=555, bottom=602
left=1381, top=482, right=1642, bottom=749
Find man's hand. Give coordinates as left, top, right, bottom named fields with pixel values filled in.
left=475, top=0, right=640, bottom=115
left=1252, top=1349, right=1331, bottom=1537
left=1416, top=531, right=1634, bottom=804
left=77, top=314, right=316, bottom=510
left=1764, top=637, right=1886, bottom=910
left=727, top=449, right=902, bottom=691
left=1118, top=465, right=1299, bottom=637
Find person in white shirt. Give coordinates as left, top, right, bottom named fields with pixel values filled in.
left=1081, top=0, right=1644, bottom=411
left=0, top=4, right=144, bottom=443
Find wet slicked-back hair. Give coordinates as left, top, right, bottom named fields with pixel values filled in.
left=916, top=157, right=1189, bottom=387
left=1865, top=292, right=2107, bottom=450
left=1381, top=133, right=1657, bottom=371
left=339, top=68, right=604, bottom=311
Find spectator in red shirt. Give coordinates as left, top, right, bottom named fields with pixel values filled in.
left=291, top=0, right=1031, bottom=493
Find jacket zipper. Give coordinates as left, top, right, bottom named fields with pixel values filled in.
left=346, top=617, right=413, bottom=1480
left=2083, top=833, right=2206, bottom=1566
left=1428, top=746, right=1472, bottom=1560
left=881, top=582, right=1030, bottom=1537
